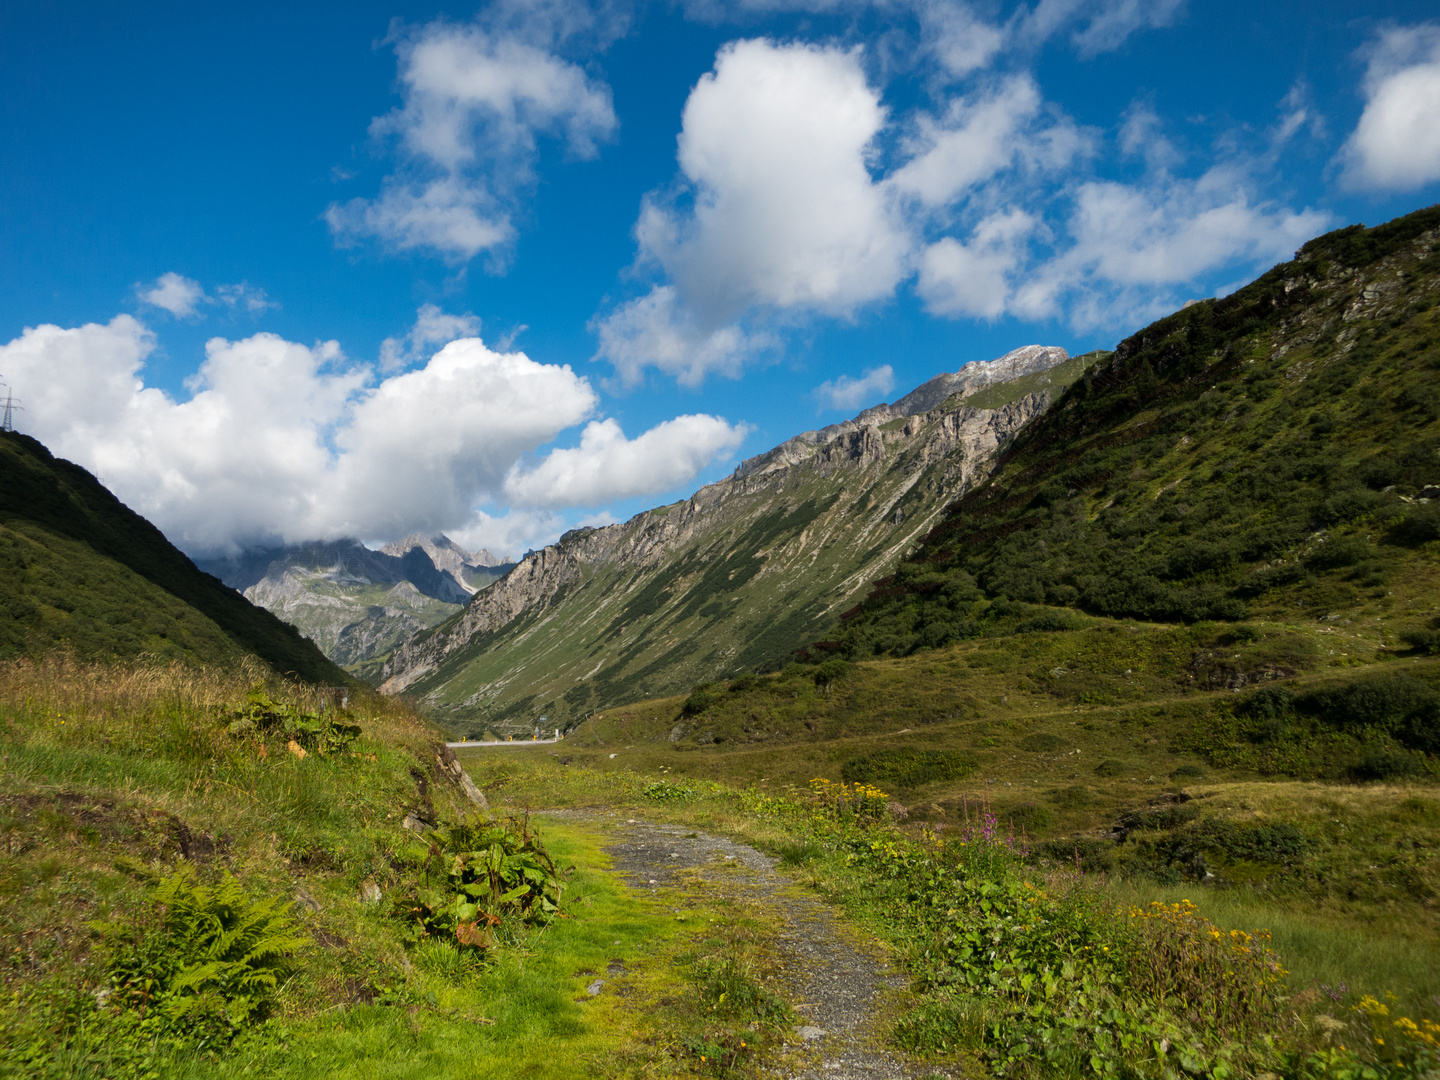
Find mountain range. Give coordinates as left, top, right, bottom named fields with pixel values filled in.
left=378, top=344, right=1101, bottom=737
left=197, top=535, right=514, bottom=681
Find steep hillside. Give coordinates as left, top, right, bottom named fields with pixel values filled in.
left=0, top=432, right=348, bottom=684
left=199, top=535, right=515, bottom=678
left=381, top=346, right=1100, bottom=737
left=829, top=205, right=1440, bottom=661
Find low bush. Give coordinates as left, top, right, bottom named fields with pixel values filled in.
left=1351, top=751, right=1424, bottom=781
left=1093, top=759, right=1130, bottom=778
left=682, top=683, right=721, bottom=716
left=840, top=747, right=975, bottom=789
left=1020, top=732, right=1064, bottom=753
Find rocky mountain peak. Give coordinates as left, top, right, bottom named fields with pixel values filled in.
left=733, top=345, right=1071, bottom=481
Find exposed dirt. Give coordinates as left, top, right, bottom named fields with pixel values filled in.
left=544, top=811, right=941, bottom=1080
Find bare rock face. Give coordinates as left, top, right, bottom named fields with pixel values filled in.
left=378, top=346, right=1094, bottom=737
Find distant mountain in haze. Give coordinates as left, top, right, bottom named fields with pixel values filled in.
left=198, top=535, right=514, bottom=681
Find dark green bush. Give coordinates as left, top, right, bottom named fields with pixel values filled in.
left=1093, top=759, right=1129, bottom=778
left=1003, top=802, right=1056, bottom=832
left=1303, top=535, right=1375, bottom=570
left=1390, top=502, right=1440, bottom=544
left=1020, top=733, right=1064, bottom=753
left=1297, top=674, right=1440, bottom=751
left=727, top=672, right=759, bottom=693
left=1015, top=609, right=1087, bottom=633
left=840, top=747, right=975, bottom=789
left=1351, top=751, right=1423, bottom=782
left=1046, top=785, right=1095, bottom=808
left=682, top=683, right=720, bottom=716
left=1036, top=837, right=1116, bottom=873
left=1170, top=764, right=1206, bottom=779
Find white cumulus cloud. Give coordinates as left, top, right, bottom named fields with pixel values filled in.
left=1339, top=23, right=1440, bottom=192
left=595, top=38, right=909, bottom=386
left=813, top=365, right=895, bottom=412
left=137, top=273, right=276, bottom=319
left=327, top=20, right=617, bottom=263
left=1, top=314, right=752, bottom=554
left=591, top=285, right=775, bottom=388
left=655, top=39, right=909, bottom=320
left=380, top=303, right=484, bottom=371
left=504, top=414, right=749, bottom=507
left=137, top=273, right=206, bottom=317
left=917, top=210, right=1036, bottom=318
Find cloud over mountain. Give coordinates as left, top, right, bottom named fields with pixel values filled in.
left=0, top=314, right=745, bottom=555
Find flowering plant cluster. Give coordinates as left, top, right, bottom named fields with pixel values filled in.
left=808, top=777, right=889, bottom=822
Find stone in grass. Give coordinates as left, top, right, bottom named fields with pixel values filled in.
left=796, top=1025, right=827, bottom=1040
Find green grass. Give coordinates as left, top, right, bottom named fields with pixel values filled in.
left=0, top=431, right=346, bottom=683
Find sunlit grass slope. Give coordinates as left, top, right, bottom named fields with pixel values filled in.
left=0, top=658, right=774, bottom=1079
left=832, top=205, right=1440, bottom=658
left=0, top=431, right=345, bottom=683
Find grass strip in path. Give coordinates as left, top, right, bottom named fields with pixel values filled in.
left=181, top=818, right=698, bottom=1079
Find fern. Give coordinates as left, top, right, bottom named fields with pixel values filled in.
left=99, top=866, right=307, bottom=1043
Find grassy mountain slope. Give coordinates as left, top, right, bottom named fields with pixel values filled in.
left=831, top=205, right=1440, bottom=657
left=0, top=432, right=347, bottom=684
left=384, top=350, right=1101, bottom=739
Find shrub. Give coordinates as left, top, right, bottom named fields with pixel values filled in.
left=1298, top=674, right=1440, bottom=751
left=1400, top=619, right=1440, bottom=655
left=1351, top=751, right=1423, bottom=781
left=1170, top=763, right=1206, bottom=779
left=812, top=658, right=853, bottom=691
left=226, top=686, right=360, bottom=755
left=1093, top=759, right=1129, bottom=778
left=1036, top=836, right=1116, bottom=873
left=1304, top=535, right=1375, bottom=570
left=1045, top=785, right=1095, bottom=808
left=393, top=818, right=564, bottom=948
left=1390, top=502, right=1440, bottom=544
left=727, top=672, right=759, bottom=693
left=682, top=683, right=720, bottom=716
left=1015, top=609, right=1087, bottom=633
left=840, top=747, right=975, bottom=788
left=1020, top=732, right=1064, bottom=753
left=1003, top=802, right=1056, bottom=832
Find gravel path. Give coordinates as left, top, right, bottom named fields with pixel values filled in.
left=542, top=812, right=930, bottom=1080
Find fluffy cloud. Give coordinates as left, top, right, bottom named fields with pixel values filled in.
left=504, top=414, right=748, bottom=507
left=1, top=314, right=754, bottom=553
left=327, top=21, right=617, bottom=263
left=644, top=39, right=909, bottom=321
left=591, top=285, right=776, bottom=387
left=1339, top=23, right=1440, bottom=192
left=138, top=273, right=205, bottom=317
left=813, top=365, right=895, bottom=412
left=1010, top=171, right=1330, bottom=329
left=380, top=303, right=483, bottom=371
left=917, top=210, right=1035, bottom=318
left=137, top=273, right=276, bottom=318
left=594, top=39, right=909, bottom=385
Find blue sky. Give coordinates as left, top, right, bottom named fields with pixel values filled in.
left=2, top=0, right=1438, bottom=558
